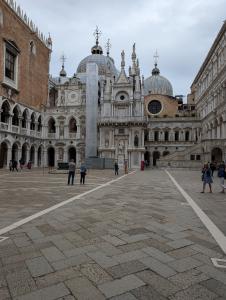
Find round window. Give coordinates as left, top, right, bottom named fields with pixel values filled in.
left=120, top=95, right=125, bottom=100
left=148, top=100, right=162, bottom=114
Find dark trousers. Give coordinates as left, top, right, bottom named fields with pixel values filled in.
left=80, top=172, right=86, bottom=184
left=115, top=169, right=118, bottom=175
left=68, top=171, right=75, bottom=185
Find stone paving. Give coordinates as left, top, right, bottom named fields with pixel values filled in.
left=0, top=168, right=226, bottom=299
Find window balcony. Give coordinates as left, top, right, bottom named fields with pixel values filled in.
left=0, top=122, right=9, bottom=131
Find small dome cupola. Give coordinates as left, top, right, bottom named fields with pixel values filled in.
left=144, top=51, right=173, bottom=96
left=59, top=54, right=67, bottom=77
left=91, top=26, right=103, bottom=54
left=152, top=62, right=160, bottom=76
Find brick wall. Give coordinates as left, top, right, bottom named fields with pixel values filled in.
left=0, top=0, right=50, bottom=109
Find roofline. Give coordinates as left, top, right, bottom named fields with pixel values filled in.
left=191, top=20, right=226, bottom=87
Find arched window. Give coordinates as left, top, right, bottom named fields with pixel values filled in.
left=154, top=131, right=159, bottom=141
left=48, top=118, right=56, bottom=133
left=134, top=135, right=139, bottom=147
left=22, top=109, right=28, bottom=128
left=185, top=131, right=190, bottom=141
left=165, top=131, right=169, bottom=141
left=69, top=118, right=77, bottom=133
left=37, top=116, right=42, bottom=132
left=1, top=101, right=10, bottom=123
left=175, top=131, right=179, bottom=141
left=12, top=106, right=20, bottom=126
left=30, top=113, right=35, bottom=130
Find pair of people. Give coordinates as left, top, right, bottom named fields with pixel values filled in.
left=201, top=161, right=226, bottom=193
left=67, top=159, right=87, bottom=185
left=9, top=160, right=18, bottom=172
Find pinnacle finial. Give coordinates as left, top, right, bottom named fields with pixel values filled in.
left=93, top=26, right=102, bottom=46
left=60, top=54, right=66, bottom=67
left=154, top=49, right=159, bottom=67
left=59, top=54, right=67, bottom=77
left=132, top=43, right=136, bottom=60
left=121, top=50, right=125, bottom=68
left=105, top=39, right=111, bottom=56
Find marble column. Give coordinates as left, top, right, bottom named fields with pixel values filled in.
left=85, top=63, right=98, bottom=158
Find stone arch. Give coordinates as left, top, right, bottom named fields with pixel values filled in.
left=21, top=143, right=29, bottom=164
left=1, top=100, right=11, bottom=123
left=30, top=112, right=36, bottom=130
left=47, top=147, right=55, bottom=167
left=185, top=130, right=190, bottom=141
left=144, top=150, right=150, bottom=166
left=22, top=108, right=29, bottom=128
left=37, top=145, right=43, bottom=166
left=68, top=146, right=76, bottom=162
left=12, top=141, right=20, bottom=162
left=30, top=145, right=35, bottom=164
left=12, top=105, right=21, bottom=126
left=48, top=117, right=56, bottom=133
left=0, top=141, right=9, bottom=168
left=211, top=147, right=222, bottom=163
left=37, top=115, right=42, bottom=132
left=69, top=117, right=77, bottom=133
left=153, top=151, right=160, bottom=166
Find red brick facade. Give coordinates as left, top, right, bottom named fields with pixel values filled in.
left=0, top=0, right=50, bottom=109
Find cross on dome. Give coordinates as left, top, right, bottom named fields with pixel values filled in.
left=105, top=39, right=111, bottom=56
left=153, top=50, right=159, bottom=67
left=93, top=26, right=102, bottom=46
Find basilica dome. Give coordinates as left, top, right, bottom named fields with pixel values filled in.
left=144, top=64, right=173, bottom=97
left=77, top=54, right=118, bottom=77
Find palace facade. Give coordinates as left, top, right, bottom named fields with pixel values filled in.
left=0, top=0, right=225, bottom=169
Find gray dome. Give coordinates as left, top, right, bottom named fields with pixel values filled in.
left=77, top=54, right=118, bottom=77
left=144, top=65, right=173, bottom=96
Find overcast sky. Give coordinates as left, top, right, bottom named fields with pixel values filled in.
left=18, top=0, right=225, bottom=98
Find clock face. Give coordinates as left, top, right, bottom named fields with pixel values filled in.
left=148, top=100, right=162, bottom=114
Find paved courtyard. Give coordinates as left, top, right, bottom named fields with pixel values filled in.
left=1, top=167, right=226, bottom=299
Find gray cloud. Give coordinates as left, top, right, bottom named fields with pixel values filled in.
left=18, top=0, right=225, bottom=98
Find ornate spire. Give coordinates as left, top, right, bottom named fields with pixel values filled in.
left=153, top=49, right=159, bottom=67
left=131, top=43, right=137, bottom=76
left=152, top=50, right=160, bottom=75
left=116, top=50, right=129, bottom=84
left=91, top=26, right=103, bottom=54
left=94, top=26, right=101, bottom=46
left=121, top=50, right=125, bottom=68
left=47, top=33, right=52, bottom=49
left=105, top=39, right=111, bottom=56
left=132, top=43, right=136, bottom=61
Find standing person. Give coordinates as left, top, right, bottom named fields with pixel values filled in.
left=201, top=163, right=213, bottom=193
left=80, top=163, right=87, bottom=184
left=9, top=160, right=13, bottom=171
left=210, top=161, right=216, bottom=177
left=217, top=161, right=225, bottom=193
left=13, top=160, right=18, bottom=172
left=114, top=161, right=119, bottom=175
left=67, top=159, right=76, bottom=185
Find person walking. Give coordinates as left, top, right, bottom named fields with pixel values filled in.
left=217, top=161, right=225, bottom=193
left=9, top=160, right=13, bottom=171
left=80, top=163, right=87, bottom=184
left=114, top=161, right=119, bottom=175
left=67, top=159, right=76, bottom=185
left=201, top=163, right=213, bottom=193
